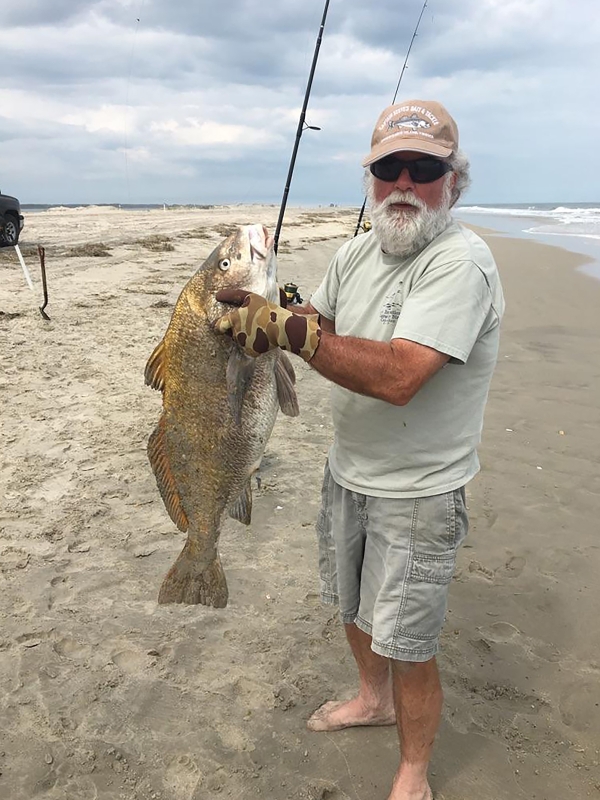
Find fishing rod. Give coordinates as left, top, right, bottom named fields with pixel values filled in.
left=273, top=0, right=331, bottom=254
left=353, top=0, right=429, bottom=237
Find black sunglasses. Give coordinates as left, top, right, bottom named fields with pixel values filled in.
left=370, top=156, right=452, bottom=184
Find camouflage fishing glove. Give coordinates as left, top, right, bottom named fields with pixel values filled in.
left=214, top=289, right=322, bottom=362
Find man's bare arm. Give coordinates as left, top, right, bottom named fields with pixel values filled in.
left=214, top=290, right=444, bottom=402
left=309, top=333, right=449, bottom=406
left=286, top=301, right=444, bottom=402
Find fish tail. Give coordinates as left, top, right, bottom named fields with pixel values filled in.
left=158, top=543, right=228, bottom=607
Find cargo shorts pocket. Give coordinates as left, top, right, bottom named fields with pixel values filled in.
left=315, top=462, right=337, bottom=601
left=395, top=490, right=466, bottom=642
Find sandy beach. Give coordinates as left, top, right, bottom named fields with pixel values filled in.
left=1, top=205, right=599, bottom=800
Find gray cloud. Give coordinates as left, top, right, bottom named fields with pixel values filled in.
left=3, top=0, right=89, bottom=26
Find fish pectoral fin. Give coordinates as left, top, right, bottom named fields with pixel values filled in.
left=228, top=479, right=253, bottom=525
left=275, top=351, right=300, bottom=417
left=145, top=339, right=167, bottom=392
left=226, top=347, right=257, bottom=425
left=147, top=415, right=189, bottom=532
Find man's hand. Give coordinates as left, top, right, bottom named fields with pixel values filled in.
left=214, top=289, right=322, bottom=362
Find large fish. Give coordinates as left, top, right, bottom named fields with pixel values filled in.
left=144, top=224, right=298, bottom=607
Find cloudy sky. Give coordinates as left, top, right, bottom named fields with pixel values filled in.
left=1, top=0, right=599, bottom=206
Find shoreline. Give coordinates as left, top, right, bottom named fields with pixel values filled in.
left=455, top=208, right=600, bottom=281
left=1, top=206, right=599, bottom=800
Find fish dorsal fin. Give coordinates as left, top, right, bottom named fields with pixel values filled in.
left=228, top=479, right=253, bottom=525
left=226, top=348, right=257, bottom=425
left=145, top=340, right=166, bottom=392
left=275, top=351, right=300, bottom=417
left=147, top=415, right=189, bottom=532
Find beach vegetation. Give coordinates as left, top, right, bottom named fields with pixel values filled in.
left=65, top=243, right=112, bottom=257
left=212, top=224, right=236, bottom=237
left=179, top=228, right=212, bottom=239
left=134, top=235, right=175, bottom=252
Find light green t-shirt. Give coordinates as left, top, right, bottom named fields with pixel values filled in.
left=310, top=221, right=505, bottom=498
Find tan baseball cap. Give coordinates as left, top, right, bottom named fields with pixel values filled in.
left=362, top=100, right=459, bottom=166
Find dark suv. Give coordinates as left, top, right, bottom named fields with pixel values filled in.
left=0, top=191, right=25, bottom=246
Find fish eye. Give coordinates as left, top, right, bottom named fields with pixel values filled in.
left=219, top=258, right=231, bottom=271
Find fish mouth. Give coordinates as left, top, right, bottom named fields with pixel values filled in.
left=249, top=224, right=273, bottom=261
left=247, top=224, right=277, bottom=303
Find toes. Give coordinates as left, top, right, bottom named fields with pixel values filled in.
left=306, top=701, right=344, bottom=731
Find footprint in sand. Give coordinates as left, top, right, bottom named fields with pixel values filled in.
left=497, top=554, right=526, bottom=578
left=467, top=560, right=495, bottom=581
left=530, top=641, right=562, bottom=663
left=15, top=630, right=47, bottom=648
left=479, top=621, right=521, bottom=644
left=479, top=621, right=563, bottom=665
left=296, top=780, right=346, bottom=799
left=52, top=637, right=92, bottom=661
left=482, top=508, right=498, bottom=528
left=559, top=680, right=600, bottom=733
left=48, top=575, right=73, bottom=610
left=165, top=754, right=203, bottom=798
left=111, top=649, right=152, bottom=674
left=0, top=547, right=31, bottom=572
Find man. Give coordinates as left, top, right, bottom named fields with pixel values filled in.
left=216, top=99, right=504, bottom=800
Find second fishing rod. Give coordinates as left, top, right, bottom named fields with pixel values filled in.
left=354, top=0, right=429, bottom=237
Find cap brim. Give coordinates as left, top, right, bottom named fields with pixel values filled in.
left=362, top=139, right=452, bottom=167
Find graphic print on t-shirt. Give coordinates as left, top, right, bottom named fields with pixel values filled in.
left=380, top=284, right=403, bottom=325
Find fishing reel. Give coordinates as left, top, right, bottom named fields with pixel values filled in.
left=283, top=282, right=303, bottom=306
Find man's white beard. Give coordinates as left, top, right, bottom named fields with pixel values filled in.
left=366, top=174, right=453, bottom=257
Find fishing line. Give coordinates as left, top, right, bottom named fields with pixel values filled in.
left=123, top=0, right=146, bottom=206
left=353, top=0, right=429, bottom=236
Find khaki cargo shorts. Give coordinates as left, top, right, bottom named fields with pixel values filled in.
left=316, top=461, right=468, bottom=662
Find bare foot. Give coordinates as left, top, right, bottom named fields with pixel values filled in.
left=307, top=697, right=396, bottom=732
left=387, top=776, right=433, bottom=800
left=388, top=786, right=432, bottom=800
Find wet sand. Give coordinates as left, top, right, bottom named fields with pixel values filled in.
left=1, top=206, right=599, bottom=799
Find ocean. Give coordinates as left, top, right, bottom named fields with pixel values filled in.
left=454, top=202, right=600, bottom=281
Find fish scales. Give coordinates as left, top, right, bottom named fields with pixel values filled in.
left=145, top=225, right=298, bottom=607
